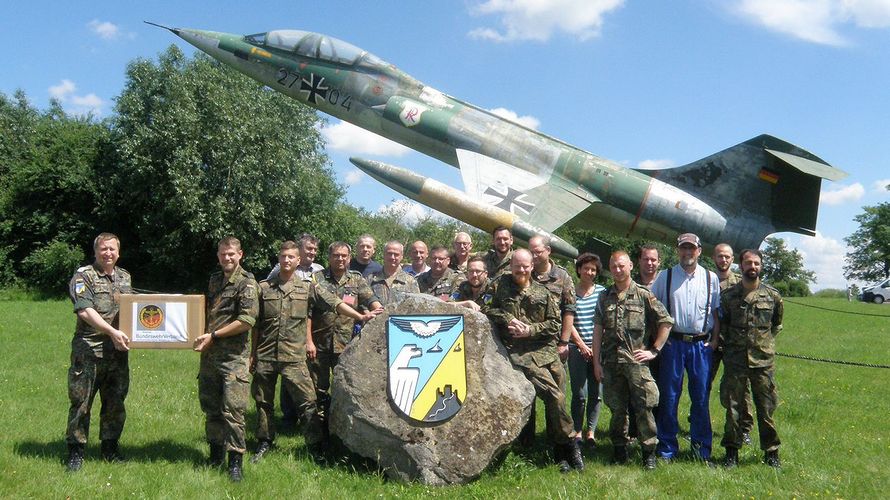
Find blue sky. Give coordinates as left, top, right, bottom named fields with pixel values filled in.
left=3, top=1, right=889, bottom=290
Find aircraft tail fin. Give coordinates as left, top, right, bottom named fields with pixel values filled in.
left=641, top=135, right=846, bottom=237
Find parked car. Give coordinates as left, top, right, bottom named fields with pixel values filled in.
left=859, top=278, right=890, bottom=304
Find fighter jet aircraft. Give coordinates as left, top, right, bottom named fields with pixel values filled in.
left=153, top=23, right=847, bottom=257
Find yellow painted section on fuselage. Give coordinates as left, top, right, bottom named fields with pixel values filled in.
left=409, top=332, right=466, bottom=421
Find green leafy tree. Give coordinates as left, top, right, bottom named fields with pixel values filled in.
left=843, top=200, right=890, bottom=284
left=0, top=91, right=108, bottom=292
left=106, top=46, right=342, bottom=291
left=761, top=237, right=816, bottom=296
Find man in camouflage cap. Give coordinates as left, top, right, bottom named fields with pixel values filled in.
left=719, top=249, right=784, bottom=468
left=416, top=246, right=465, bottom=300
left=368, top=240, right=419, bottom=306
left=193, top=236, right=259, bottom=482
left=310, top=241, right=383, bottom=438
left=592, top=251, right=673, bottom=470
left=484, top=249, right=583, bottom=473
left=65, top=232, right=132, bottom=472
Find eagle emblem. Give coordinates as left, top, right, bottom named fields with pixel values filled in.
left=387, top=315, right=466, bottom=424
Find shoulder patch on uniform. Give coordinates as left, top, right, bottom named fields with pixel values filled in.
left=483, top=293, right=492, bottom=305
left=74, top=280, right=85, bottom=295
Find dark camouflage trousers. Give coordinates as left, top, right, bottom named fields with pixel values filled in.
left=252, top=360, right=322, bottom=445
left=66, top=346, right=129, bottom=444
left=516, top=359, right=573, bottom=445
left=199, top=356, right=249, bottom=454
left=308, top=350, right=339, bottom=427
left=709, top=348, right=754, bottom=433
left=602, top=362, right=659, bottom=450
left=720, top=365, right=780, bottom=451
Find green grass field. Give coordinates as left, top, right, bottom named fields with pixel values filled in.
left=1, top=297, right=888, bottom=498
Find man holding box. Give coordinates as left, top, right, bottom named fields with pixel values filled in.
left=193, top=236, right=259, bottom=482
left=65, top=232, right=132, bottom=472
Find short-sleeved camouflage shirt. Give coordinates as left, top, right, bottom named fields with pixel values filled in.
left=532, top=260, right=576, bottom=315
left=450, top=279, right=491, bottom=307
left=205, top=266, right=259, bottom=359
left=484, top=274, right=561, bottom=367
left=69, top=263, right=132, bottom=357
left=719, top=283, right=784, bottom=369
left=367, top=268, right=419, bottom=306
left=311, top=269, right=379, bottom=354
left=595, top=281, right=673, bottom=364
left=254, top=274, right=341, bottom=363
left=417, top=268, right=466, bottom=300
left=481, top=249, right=513, bottom=280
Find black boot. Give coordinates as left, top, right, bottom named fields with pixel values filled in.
left=723, top=448, right=739, bottom=468
left=566, top=441, right=584, bottom=471
left=250, top=439, right=272, bottom=464
left=101, top=439, right=125, bottom=462
left=642, top=450, right=657, bottom=470
left=209, top=443, right=226, bottom=468
left=66, top=443, right=85, bottom=472
left=764, top=449, right=781, bottom=468
left=612, top=445, right=628, bottom=465
left=553, top=445, right=571, bottom=473
left=228, top=451, right=243, bottom=482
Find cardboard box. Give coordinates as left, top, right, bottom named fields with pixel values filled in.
left=119, top=294, right=205, bottom=349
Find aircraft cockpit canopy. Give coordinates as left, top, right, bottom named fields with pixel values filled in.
left=245, top=30, right=385, bottom=68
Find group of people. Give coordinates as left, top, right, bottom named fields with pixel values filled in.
left=63, top=227, right=784, bottom=481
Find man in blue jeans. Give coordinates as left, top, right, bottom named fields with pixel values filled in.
left=650, top=233, right=720, bottom=463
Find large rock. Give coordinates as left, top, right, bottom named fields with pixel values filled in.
left=330, top=294, right=535, bottom=485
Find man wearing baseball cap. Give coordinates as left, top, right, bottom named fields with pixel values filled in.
left=650, top=233, right=721, bottom=464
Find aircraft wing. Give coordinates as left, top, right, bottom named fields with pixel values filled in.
left=456, top=149, right=594, bottom=232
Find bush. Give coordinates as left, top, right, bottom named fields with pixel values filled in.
left=813, top=288, right=847, bottom=299
left=770, top=278, right=811, bottom=297
left=21, top=240, right=84, bottom=297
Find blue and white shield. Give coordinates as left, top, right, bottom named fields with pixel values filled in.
left=387, top=314, right=466, bottom=424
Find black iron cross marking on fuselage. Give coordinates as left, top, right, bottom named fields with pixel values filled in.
left=300, top=73, right=329, bottom=104
left=484, top=186, right=535, bottom=215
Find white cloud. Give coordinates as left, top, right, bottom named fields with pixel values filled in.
left=637, top=159, right=676, bottom=170
left=48, top=79, right=104, bottom=116
left=794, top=232, right=850, bottom=290
left=88, top=19, right=121, bottom=40
left=468, top=0, right=625, bottom=42
left=488, top=107, right=540, bottom=129
left=377, top=199, right=451, bottom=227
left=871, top=178, right=890, bottom=193
left=344, top=168, right=364, bottom=186
left=731, top=0, right=890, bottom=46
left=820, top=182, right=864, bottom=205
left=321, top=120, right=410, bottom=157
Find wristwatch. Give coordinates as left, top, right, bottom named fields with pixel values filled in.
left=210, top=330, right=218, bottom=340
left=557, top=339, right=570, bottom=346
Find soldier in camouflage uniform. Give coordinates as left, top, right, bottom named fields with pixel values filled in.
left=450, top=255, right=490, bottom=311
left=65, top=233, right=132, bottom=472
left=250, top=241, right=350, bottom=462
left=417, top=246, right=466, bottom=300
left=592, top=251, right=673, bottom=469
left=310, top=241, right=382, bottom=436
left=719, top=249, right=784, bottom=468
left=193, top=237, right=259, bottom=482
left=709, top=243, right=754, bottom=445
left=368, top=241, right=419, bottom=306
left=480, top=226, right=514, bottom=280
left=484, top=249, right=584, bottom=473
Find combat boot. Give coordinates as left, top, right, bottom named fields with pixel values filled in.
left=764, top=449, right=781, bottom=468
left=101, top=439, right=126, bottom=462
left=208, top=443, right=226, bottom=468
left=250, top=440, right=272, bottom=464
left=612, top=445, right=628, bottom=465
left=228, top=451, right=244, bottom=482
left=642, top=450, right=657, bottom=470
left=566, top=441, right=584, bottom=471
left=553, top=445, right=571, bottom=473
left=723, top=448, right=739, bottom=468
left=66, top=443, right=85, bottom=472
